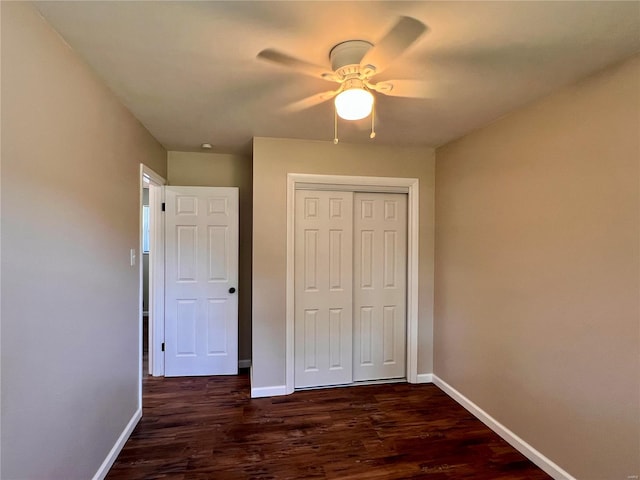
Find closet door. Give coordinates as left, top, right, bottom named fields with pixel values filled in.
left=294, top=190, right=354, bottom=388
left=353, top=193, right=407, bottom=381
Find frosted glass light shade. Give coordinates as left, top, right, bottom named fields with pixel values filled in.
left=334, top=88, right=374, bottom=120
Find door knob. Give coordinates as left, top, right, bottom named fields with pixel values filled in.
left=229, top=287, right=236, bottom=294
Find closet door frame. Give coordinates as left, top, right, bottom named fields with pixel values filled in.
left=286, top=173, right=419, bottom=395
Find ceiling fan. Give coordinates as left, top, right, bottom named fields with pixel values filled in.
left=257, top=16, right=429, bottom=140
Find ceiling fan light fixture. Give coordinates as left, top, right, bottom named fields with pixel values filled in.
left=334, top=85, right=374, bottom=121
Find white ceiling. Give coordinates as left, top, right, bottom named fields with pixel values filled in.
left=34, top=1, right=640, bottom=154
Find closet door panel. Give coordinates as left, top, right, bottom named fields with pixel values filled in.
left=353, top=193, right=407, bottom=381
left=294, top=190, right=354, bottom=388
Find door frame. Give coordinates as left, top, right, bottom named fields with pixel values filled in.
left=140, top=164, right=166, bottom=381
left=286, top=173, right=420, bottom=394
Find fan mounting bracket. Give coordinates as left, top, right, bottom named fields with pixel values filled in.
left=329, top=40, right=373, bottom=71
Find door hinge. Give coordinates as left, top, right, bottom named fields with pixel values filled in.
left=161, top=342, right=165, bottom=352
left=161, top=202, right=166, bottom=212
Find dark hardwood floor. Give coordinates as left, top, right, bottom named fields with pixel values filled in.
left=107, top=372, right=551, bottom=479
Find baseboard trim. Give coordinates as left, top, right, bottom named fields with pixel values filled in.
left=92, top=407, right=142, bottom=480
left=251, top=385, right=288, bottom=398
left=432, top=375, right=576, bottom=480
left=415, top=373, right=433, bottom=384
left=238, top=359, right=251, bottom=369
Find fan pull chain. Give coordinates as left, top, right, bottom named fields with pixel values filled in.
left=370, top=107, right=376, bottom=139
left=333, top=106, right=339, bottom=144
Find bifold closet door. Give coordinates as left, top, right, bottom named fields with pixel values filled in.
left=294, top=190, right=354, bottom=388
left=353, top=193, right=407, bottom=381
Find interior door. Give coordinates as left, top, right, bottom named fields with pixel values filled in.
left=164, top=186, right=238, bottom=376
left=353, top=193, right=407, bottom=381
left=294, top=190, right=354, bottom=388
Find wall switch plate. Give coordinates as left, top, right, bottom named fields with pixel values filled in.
left=130, top=248, right=136, bottom=267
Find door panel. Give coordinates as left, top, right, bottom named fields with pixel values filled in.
left=165, top=186, right=238, bottom=376
left=294, top=190, right=353, bottom=388
left=353, top=193, right=407, bottom=381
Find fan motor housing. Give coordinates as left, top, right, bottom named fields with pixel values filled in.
left=330, top=40, right=373, bottom=80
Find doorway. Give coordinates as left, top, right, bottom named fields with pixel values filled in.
left=140, top=164, right=165, bottom=385
left=142, top=181, right=240, bottom=379
left=142, top=185, right=149, bottom=374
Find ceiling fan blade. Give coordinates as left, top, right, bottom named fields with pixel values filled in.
left=257, top=49, right=337, bottom=82
left=282, top=90, right=339, bottom=113
left=370, top=80, right=431, bottom=99
left=360, top=17, right=427, bottom=75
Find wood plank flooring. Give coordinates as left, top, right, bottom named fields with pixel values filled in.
left=107, top=372, right=551, bottom=479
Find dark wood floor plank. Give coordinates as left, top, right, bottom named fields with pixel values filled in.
left=107, top=373, right=551, bottom=479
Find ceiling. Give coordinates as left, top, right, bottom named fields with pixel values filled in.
left=34, top=1, right=640, bottom=154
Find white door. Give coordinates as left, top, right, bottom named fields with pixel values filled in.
left=294, top=190, right=407, bottom=388
left=164, top=186, right=238, bottom=376
left=294, top=190, right=354, bottom=388
left=353, top=193, right=407, bottom=381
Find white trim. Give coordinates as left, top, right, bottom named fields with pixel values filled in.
left=297, top=378, right=406, bottom=391
left=142, top=167, right=165, bottom=186
left=286, top=174, right=296, bottom=394
left=92, top=407, right=142, bottom=480
left=140, top=164, right=166, bottom=379
left=286, top=173, right=420, bottom=395
left=149, top=184, right=165, bottom=377
left=251, top=385, right=288, bottom=398
left=239, top=359, right=251, bottom=368
left=295, top=183, right=409, bottom=193
left=287, top=173, right=418, bottom=188
left=415, top=373, right=433, bottom=384
left=432, top=375, right=577, bottom=480
left=405, top=178, right=420, bottom=384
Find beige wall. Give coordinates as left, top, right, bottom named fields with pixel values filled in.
left=252, top=137, right=435, bottom=389
left=434, top=55, right=640, bottom=479
left=168, top=151, right=253, bottom=362
left=1, top=3, right=166, bottom=478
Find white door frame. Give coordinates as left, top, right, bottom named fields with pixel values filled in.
left=286, top=173, right=419, bottom=395
left=140, top=164, right=166, bottom=382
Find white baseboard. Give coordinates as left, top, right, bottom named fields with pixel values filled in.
left=238, top=359, right=251, bottom=368
left=415, top=373, right=433, bottom=384
left=92, top=407, right=142, bottom=480
left=251, top=385, right=288, bottom=398
left=432, top=375, right=576, bottom=480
